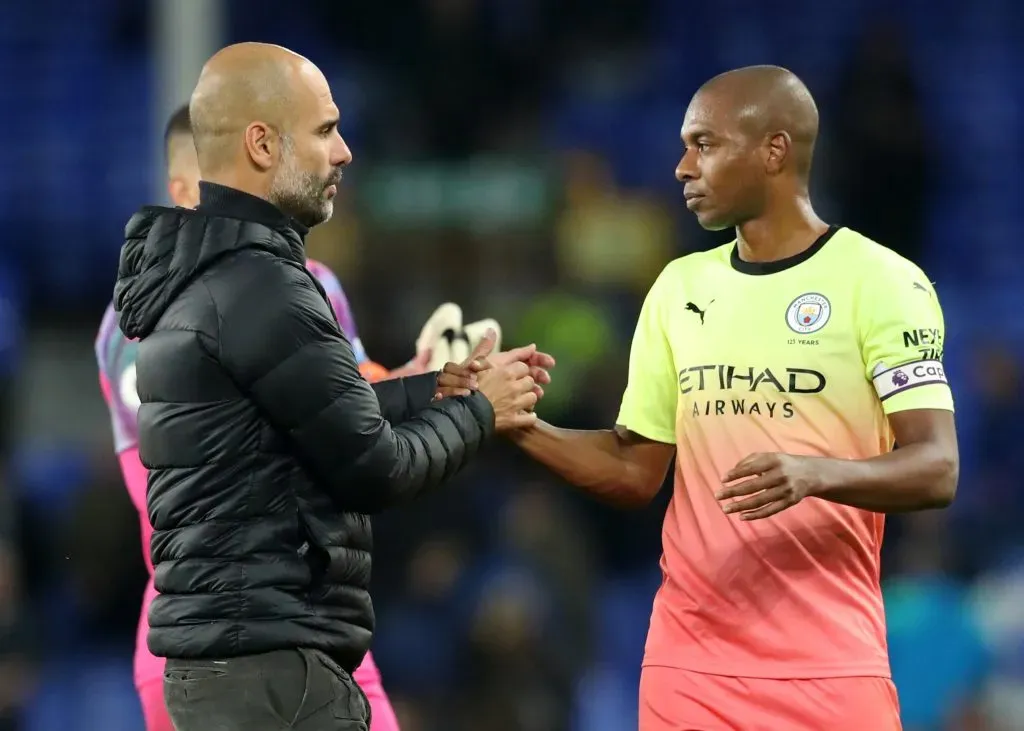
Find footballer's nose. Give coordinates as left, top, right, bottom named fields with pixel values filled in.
left=676, top=151, right=697, bottom=183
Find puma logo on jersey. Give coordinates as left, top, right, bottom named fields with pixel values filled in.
left=685, top=300, right=714, bottom=325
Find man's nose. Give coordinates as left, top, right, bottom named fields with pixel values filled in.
left=334, top=135, right=353, bottom=167
left=675, top=153, right=695, bottom=182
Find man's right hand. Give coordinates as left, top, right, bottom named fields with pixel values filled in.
left=477, top=361, right=538, bottom=430
left=456, top=327, right=539, bottom=430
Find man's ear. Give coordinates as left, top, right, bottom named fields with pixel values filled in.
left=167, top=178, right=183, bottom=206
left=764, top=131, right=790, bottom=176
left=244, top=121, right=277, bottom=172
left=168, top=177, right=198, bottom=209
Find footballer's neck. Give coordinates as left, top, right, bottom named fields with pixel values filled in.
left=735, top=195, right=829, bottom=264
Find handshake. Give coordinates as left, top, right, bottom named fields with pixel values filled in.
left=415, top=303, right=554, bottom=432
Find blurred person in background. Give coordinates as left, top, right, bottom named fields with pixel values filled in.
left=508, top=65, right=959, bottom=730
left=0, top=480, right=30, bottom=731
left=112, top=42, right=546, bottom=731
left=883, top=512, right=989, bottom=731
left=556, top=150, right=673, bottom=295
left=318, top=0, right=551, bottom=158
left=829, top=20, right=932, bottom=265
left=95, top=104, right=423, bottom=731
left=970, top=548, right=1024, bottom=730
left=458, top=568, right=573, bottom=731
left=957, top=344, right=1024, bottom=574
left=961, top=346, right=1024, bottom=731
left=0, top=274, right=28, bottom=731
left=495, top=484, right=595, bottom=675
left=461, top=486, right=595, bottom=731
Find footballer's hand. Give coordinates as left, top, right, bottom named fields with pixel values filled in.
left=464, top=318, right=502, bottom=354
left=487, top=344, right=555, bottom=400
left=716, top=453, right=825, bottom=520
left=476, top=360, right=538, bottom=431
left=455, top=329, right=552, bottom=400
left=459, top=327, right=498, bottom=371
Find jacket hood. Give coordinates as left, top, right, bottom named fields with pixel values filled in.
left=114, top=206, right=304, bottom=339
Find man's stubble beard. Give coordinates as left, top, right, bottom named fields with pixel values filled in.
left=268, top=141, right=335, bottom=228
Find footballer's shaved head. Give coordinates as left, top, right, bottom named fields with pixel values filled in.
left=676, top=65, right=822, bottom=231
left=163, top=104, right=193, bottom=169
left=163, top=104, right=200, bottom=209
left=696, top=65, right=819, bottom=179
left=188, top=42, right=352, bottom=227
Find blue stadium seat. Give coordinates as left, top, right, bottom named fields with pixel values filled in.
left=20, top=655, right=142, bottom=731
left=594, top=571, right=660, bottom=676
left=11, top=445, right=91, bottom=514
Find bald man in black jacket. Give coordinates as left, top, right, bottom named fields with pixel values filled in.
left=115, top=42, right=546, bottom=731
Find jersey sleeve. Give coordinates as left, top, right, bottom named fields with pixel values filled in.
left=616, top=268, right=678, bottom=444
left=95, top=306, right=141, bottom=453
left=858, top=265, right=954, bottom=414
left=307, top=259, right=369, bottom=365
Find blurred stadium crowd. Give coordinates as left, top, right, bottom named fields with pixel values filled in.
left=1, top=1, right=1022, bottom=730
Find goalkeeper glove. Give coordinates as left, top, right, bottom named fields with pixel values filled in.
left=415, top=303, right=503, bottom=371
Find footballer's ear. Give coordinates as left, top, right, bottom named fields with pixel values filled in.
left=464, top=318, right=501, bottom=354
left=764, top=131, right=790, bottom=176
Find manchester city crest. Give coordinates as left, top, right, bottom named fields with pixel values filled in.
left=785, top=293, right=831, bottom=334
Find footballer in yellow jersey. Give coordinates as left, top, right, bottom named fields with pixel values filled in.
left=618, top=223, right=951, bottom=683
left=510, top=64, right=957, bottom=731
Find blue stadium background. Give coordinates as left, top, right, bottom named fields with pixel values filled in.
left=0, top=1, right=1022, bottom=729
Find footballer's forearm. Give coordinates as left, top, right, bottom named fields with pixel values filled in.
left=508, top=422, right=672, bottom=509
left=814, top=441, right=958, bottom=512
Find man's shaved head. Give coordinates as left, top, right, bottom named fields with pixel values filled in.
left=676, top=65, right=820, bottom=231
left=188, top=42, right=352, bottom=227
left=189, top=43, right=301, bottom=175
left=163, top=104, right=200, bottom=209
left=697, top=65, right=819, bottom=178
left=163, top=104, right=193, bottom=167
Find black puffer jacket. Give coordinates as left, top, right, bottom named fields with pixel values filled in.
left=114, top=182, right=494, bottom=670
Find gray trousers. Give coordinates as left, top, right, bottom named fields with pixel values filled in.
left=164, top=648, right=370, bottom=730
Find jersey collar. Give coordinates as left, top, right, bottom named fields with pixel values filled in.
left=730, top=225, right=839, bottom=275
